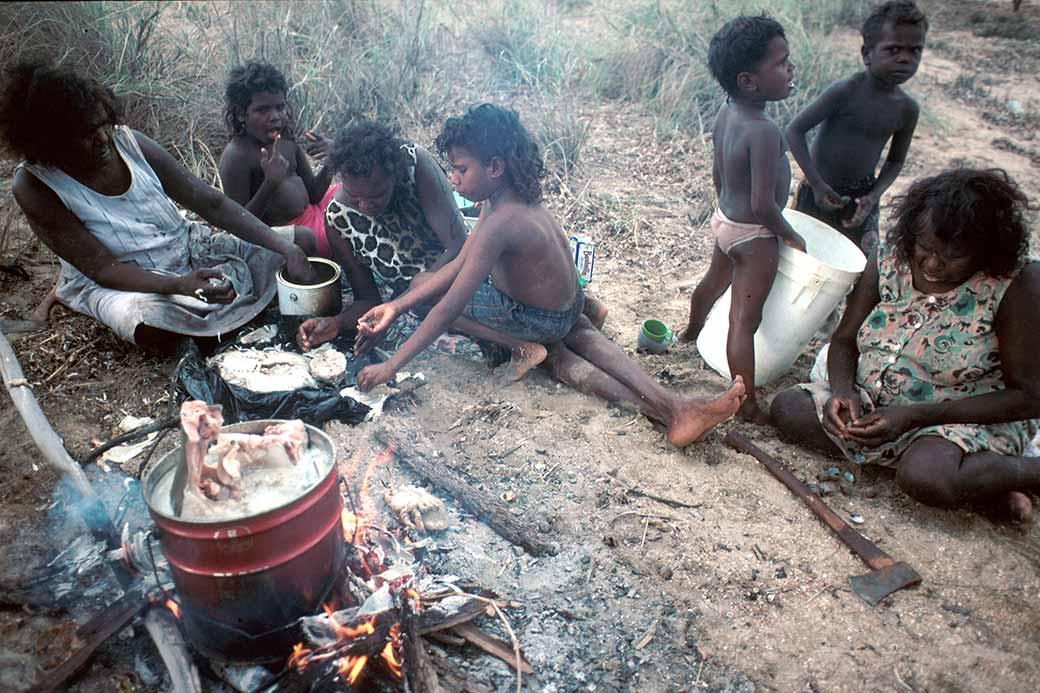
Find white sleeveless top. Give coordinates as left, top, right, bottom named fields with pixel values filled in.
left=18, top=126, right=282, bottom=342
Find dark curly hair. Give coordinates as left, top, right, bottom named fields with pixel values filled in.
left=435, top=104, right=545, bottom=205
left=328, top=120, right=411, bottom=184
left=0, top=60, right=122, bottom=167
left=223, top=61, right=292, bottom=137
left=708, top=15, right=786, bottom=98
left=887, top=169, right=1031, bottom=278
left=862, top=1, right=928, bottom=50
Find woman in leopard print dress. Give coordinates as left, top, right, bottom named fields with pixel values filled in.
left=297, top=121, right=468, bottom=346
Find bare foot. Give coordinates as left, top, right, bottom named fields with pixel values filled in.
left=666, top=376, right=746, bottom=447
left=583, top=295, right=608, bottom=331
left=677, top=325, right=698, bottom=344
left=505, top=343, right=548, bottom=382
left=1002, top=491, right=1034, bottom=525
left=737, top=399, right=772, bottom=426
left=30, top=287, right=58, bottom=325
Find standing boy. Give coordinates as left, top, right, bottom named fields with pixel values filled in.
left=301, top=104, right=746, bottom=447
left=787, top=1, right=927, bottom=252
left=679, top=15, right=805, bottom=425
left=218, top=61, right=337, bottom=257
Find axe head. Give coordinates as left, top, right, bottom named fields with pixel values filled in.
left=848, top=561, right=921, bottom=606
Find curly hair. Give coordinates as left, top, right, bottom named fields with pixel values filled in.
left=327, top=120, right=411, bottom=183
left=862, top=1, right=928, bottom=50
left=708, top=15, right=786, bottom=98
left=887, top=169, right=1031, bottom=278
left=0, top=60, right=122, bottom=167
left=223, top=61, right=292, bottom=137
left=435, top=103, right=545, bottom=205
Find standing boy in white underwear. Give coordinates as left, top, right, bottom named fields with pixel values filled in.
left=679, top=15, right=805, bottom=424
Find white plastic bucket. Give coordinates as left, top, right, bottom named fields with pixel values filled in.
left=696, top=209, right=867, bottom=385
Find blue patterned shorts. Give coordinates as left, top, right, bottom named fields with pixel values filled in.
left=463, top=279, right=583, bottom=344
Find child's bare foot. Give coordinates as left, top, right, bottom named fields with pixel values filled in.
left=677, top=325, right=698, bottom=344
left=505, top=343, right=548, bottom=381
left=583, top=295, right=608, bottom=331
left=665, top=376, right=746, bottom=447
left=30, top=287, right=58, bottom=325
left=737, top=399, right=772, bottom=426
left=1002, top=491, right=1034, bottom=525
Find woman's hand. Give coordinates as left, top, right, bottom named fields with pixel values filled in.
left=822, top=394, right=861, bottom=439
left=297, top=316, right=340, bottom=351
left=844, top=406, right=919, bottom=448
left=284, top=246, right=319, bottom=284
left=356, top=361, right=397, bottom=392
left=303, top=131, right=332, bottom=163
left=354, top=302, right=399, bottom=355
left=177, top=269, right=236, bottom=304
left=260, top=134, right=289, bottom=184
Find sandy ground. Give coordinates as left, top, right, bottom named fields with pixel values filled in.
left=1, top=1, right=1039, bottom=690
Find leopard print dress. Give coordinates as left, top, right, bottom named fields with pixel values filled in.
left=325, top=145, right=445, bottom=297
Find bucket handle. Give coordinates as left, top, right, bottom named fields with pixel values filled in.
left=791, top=275, right=826, bottom=310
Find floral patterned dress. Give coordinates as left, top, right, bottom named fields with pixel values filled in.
left=800, top=240, right=1039, bottom=467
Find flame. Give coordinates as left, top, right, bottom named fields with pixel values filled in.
left=288, top=642, right=312, bottom=671
left=406, top=588, right=422, bottom=612
left=337, top=654, right=368, bottom=684
left=341, top=509, right=359, bottom=542
left=381, top=624, right=403, bottom=678
left=165, top=599, right=181, bottom=619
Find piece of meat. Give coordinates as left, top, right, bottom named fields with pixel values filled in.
left=190, top=419, right=309, bottom=501
left=180, top=401, right=224, bottom=499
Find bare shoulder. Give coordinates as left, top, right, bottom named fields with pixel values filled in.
left=894, top=87, right=920, bottom=116
left=219, top=136, right=259, bottom=168
left=999, top=261, right=1040, bottom=315
left=12, top=167, right=54, bottom=215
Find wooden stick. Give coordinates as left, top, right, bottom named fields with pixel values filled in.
left=28, top=584, right=148, bottom=692
left=0, top=327, right=119, bottom=547
left=450, top=623, right=534, bottom=675
left=403, top=596, right=444, bottom=693
left=143, top=607, right=201, bottom=693
left=375, top=429, right=558, bottom=556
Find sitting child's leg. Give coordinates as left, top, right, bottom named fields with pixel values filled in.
left=451, top=314, right=546, bottom=381
left=582, top=294, right=608, bottom=330
left=552, top=317, right=746, bottom=446
left=681, top=243, right=733, bottom=343
left=726, top=237, right=778, bottom=424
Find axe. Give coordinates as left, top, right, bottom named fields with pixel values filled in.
left=724, top=431, right=921, bottom=606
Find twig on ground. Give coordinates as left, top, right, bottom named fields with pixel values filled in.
left=609, top=511, right=678, bottom=526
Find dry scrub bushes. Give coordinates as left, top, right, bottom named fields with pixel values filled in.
left=1, top=0, right=871, bottom=185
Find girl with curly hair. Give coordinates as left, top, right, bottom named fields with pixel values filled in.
left=218, top=61, right=336, bottom=257
left=0, top=61, right=315, bottom=347
left=334, top=104, right=746, bottom=447
left=772, top=168, right=1040, bottom=522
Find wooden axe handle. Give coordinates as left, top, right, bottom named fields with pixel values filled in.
left=725, top=431, right=896, bottom=571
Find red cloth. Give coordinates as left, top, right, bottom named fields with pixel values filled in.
left=289, top=183, right=340, bottom=258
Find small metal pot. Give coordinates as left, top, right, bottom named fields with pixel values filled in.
left=276, top=257, right=342, bottom=317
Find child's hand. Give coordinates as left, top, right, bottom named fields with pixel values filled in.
left=782, top=231, right=807, bottom=253
left=303, top=131, right=332, bottom=163
left=260, top=133, right=290, bottom=183
left=811, top=183, right=845, bottom=211
left=356, top=361, right=397, bottom=392
left=843, top=194, right=878, bottom=229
